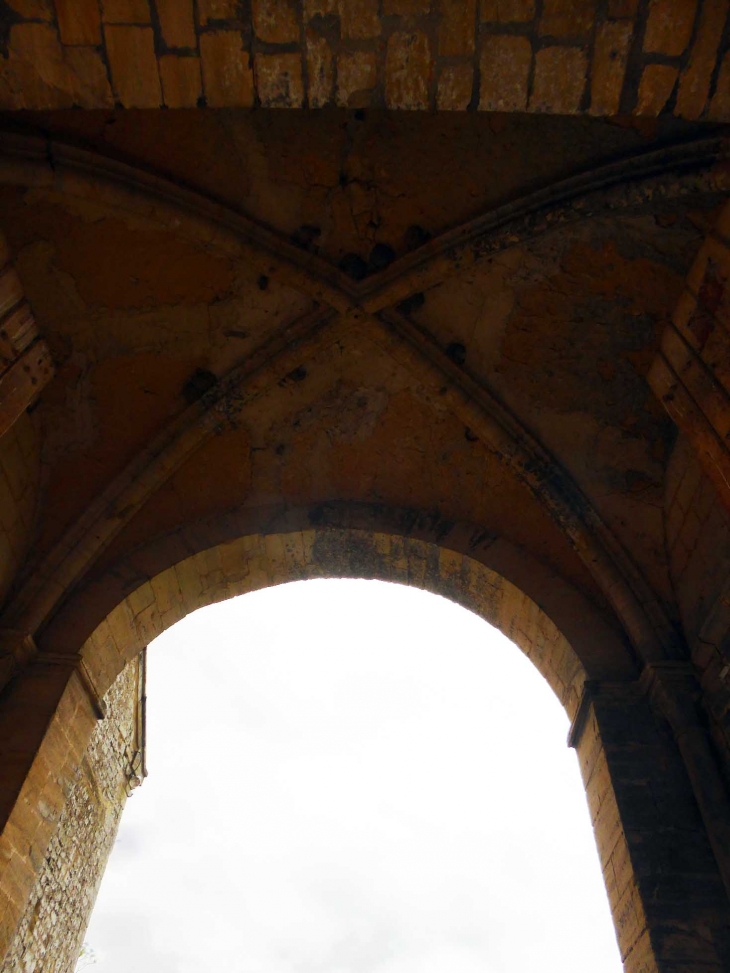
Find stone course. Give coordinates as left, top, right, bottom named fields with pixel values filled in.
left=0, top=0, right=728, bottom=116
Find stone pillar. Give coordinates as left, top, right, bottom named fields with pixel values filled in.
left=0, top=657, right=99, bottom=967
left=2, top=656, right=145, bottom=973
left=570, top=681, right=730, bottom=973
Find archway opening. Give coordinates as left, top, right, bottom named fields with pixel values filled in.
left=82, top=578, right=621, bottom=973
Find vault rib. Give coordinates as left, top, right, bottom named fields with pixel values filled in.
left=371, top=306, right=681, bottom=666
left=0, top=305, right=336, bottom=651
left=0, top=129, right=713, bottom=670
left=0, top=132, right=728, bottom=317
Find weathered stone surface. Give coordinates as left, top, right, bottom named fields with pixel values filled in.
left=710, top=51, right=730, bottom=119
left=105, top=25, right=161, bottom=108
left=437, top=62, right=473, bottom=109
left=339, top=0, right=380, bottom=39
left=676, top=0, right=728, bottom=120
left=479, top=33, right=530, bottom=110
left=336, top=50, right=377, bottom=107
left=54, top=0, right=102, bottom=46
left=539, top=0, right=594, bottom=36
left=643, top=0, right=697, bottom=57
left=590, top=21, right=632, bottom=116
left=636, top=62, right=678, bottom=114
left=385, top=31, right=431, bottom=109
left=1, top=23, right=75, bottom=109
left=100, top=0, right=151, bottom=23
left=65, top=47, right=114, bottom=108
left=255, top=53, right=305, bottom=107
left=0, top=0, right=722, bottom=115
left=530, top=45, right=587, bottom=113
left=439, top=0, right=476, bottom=55
left=197, top=0, right=239, bottom=20
left=384, top=0, right=430, bottom=13
left=200, top=31, right=254, bottom=107
left=159, top=54, right=202, bottom=108
left=252, top=0, right=301, bottom=44
left=480, top=0, right=534, bottom=20
left=155, top=0, right=197, bottom=49
left=306, top=31, right=333, bottom=107
left=3, top=659, right=144, bottom=973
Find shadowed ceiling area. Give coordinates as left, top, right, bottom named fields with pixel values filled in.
left=0, top=110, right=725, bottom=656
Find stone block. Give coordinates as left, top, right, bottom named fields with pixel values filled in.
left=7, top=0, right=53, bottom=16
left=479, top=34, right=531, bottom=110
left=3, top=22, right=75, bottom=110
left=200, top=31, right=254, bottom=107
left=306, top=31, right=333, bottom=107
left=643, top=0, right=697, bottom=57
left=635, top=62, right=677, bottom=115
left=252, top=0, right=301, bottom=44
left=54, top=0, right=102, bottom=46
left=590, top=20, right=632, bottom=115
left=676, top=0, right=728, bottom=120
left=155, top=0, right=197, bottom=49
left=709, top=51, right=730, bottom=119
left=437, top=63, right=473, bottom=109
left=385, top=31, right=431, bottom=109
left=100, top=0, right=151, bottom=23
left=383, top=0, right=430, bottom=14
left=480, top=0, right=533, bottom=20
left=255, top=52, right=305, bottom=107
left=539, top=0, right=595, bottom=36
left=197, top=0, right=240, bottom=22
left=530, top=44, right=587, bottom=112
left=438, top=0, right=476, bottom=55
left=66, top=46, right=115, bottom=108
left=336, top=50, right=377, bottom=107
left=104, top=24, right=161, bottom=107
left=305, top=0, right=337, bottom=15
left=339, top=0, right=380, bottom=39
left=159, top=55, right=202, bottom=107
left=608, top=0, right=638, bottom=15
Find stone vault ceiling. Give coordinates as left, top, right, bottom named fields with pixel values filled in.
left=0, top=108, right=724, bottom=681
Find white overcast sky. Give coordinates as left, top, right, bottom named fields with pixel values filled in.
left=82, top=578, right=622, bottom=973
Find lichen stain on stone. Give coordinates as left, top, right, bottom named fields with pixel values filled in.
left=285, top=382, right=390, bottom=444
left=498, top=236, right=681, bottom=425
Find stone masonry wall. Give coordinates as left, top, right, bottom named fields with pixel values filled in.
left=0, top=414, right=41, bottom=609
left=2, top=0, right=730, bottom=117
left=664, top=433, right=730, bottom=788
left=1, top=655, right=144, bottom=973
